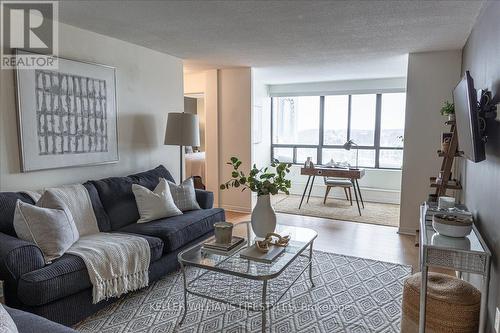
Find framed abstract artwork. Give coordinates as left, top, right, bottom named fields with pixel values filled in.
left=15, top=50, right=118, bottom=171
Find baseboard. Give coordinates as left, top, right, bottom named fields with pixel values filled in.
left=220, top=204, right=252, bottom=213
left=397, top=226, right=417, bottom=235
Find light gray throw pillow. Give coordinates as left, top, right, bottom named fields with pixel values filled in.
left=132, top=178, right=182, bottom=223
left=0, top=304, right=18, bottom=333
left=13, top=191, right=80, bottom=263
left=167, top=177, right=201, bottom=212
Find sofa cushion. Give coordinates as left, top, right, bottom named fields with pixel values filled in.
left=89, top=176, right=138, bottom=230
left=90, top=166, right=175, bottom=230
left=118, top=208, right=225, bottom=253
left=17, top=234, right=163, bottom=306
left=5, top=305, right=78, bottom=333
left=128, top=165, right=175, bottom=188
left=83, top=182, right=112, bottom=232
left=0, top=303, right=18, bottom=333
left=0, top=193, right=35, bottom=236
left=132, top=178, right=182, bottom=223
left=168, top=178, right=201, bottom=212
left=13, top=193, right=80, bottom=263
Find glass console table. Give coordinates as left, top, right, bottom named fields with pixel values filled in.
left=419, top=203, right=491, bottom=333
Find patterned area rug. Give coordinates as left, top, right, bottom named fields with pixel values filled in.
left=273, top=195, right=400, bottom=227
left=75, top=251, right=411, bottom=333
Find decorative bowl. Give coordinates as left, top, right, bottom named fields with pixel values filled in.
left=432, top=214, right=473, bottom=238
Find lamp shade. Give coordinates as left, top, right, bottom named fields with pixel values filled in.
left=343, top=139, right=357, bottom=151
left=164, top=112, right=200, bottom=146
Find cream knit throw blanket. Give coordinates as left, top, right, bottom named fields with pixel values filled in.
left=24, top=185, right=151, bottom=304
left=67, top=233, right=150, bottom=303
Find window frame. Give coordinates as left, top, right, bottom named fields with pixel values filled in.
left=271, top=93, right=405, bottom=170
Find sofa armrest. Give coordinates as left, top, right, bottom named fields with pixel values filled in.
left=6, top=305, right=78, bottom=333
left=0, top=232, right=45, bottom=281
left=195, top=189, right=214, bottom=209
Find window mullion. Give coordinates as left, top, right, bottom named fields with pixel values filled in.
left=374, top=94, right=382, bottom=168
left=347, top=95, right=352, bottom=141
left=318, top=96, right=325, bottom=165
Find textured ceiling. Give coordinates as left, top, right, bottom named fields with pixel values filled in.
left=59, top=0, right=484, bottom=84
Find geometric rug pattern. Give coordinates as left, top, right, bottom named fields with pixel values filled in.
left=74, top=251, right=412, bottom=333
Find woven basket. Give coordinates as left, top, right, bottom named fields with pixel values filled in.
left=401, top=272, right=480, bottom=333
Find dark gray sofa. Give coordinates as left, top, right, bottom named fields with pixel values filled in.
left=5, top=305, right=77, bottom=333
left=0, top=165, right=225, bottom=326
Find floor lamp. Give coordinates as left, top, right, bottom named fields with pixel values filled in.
left=164, top=112, right=200, bottom=183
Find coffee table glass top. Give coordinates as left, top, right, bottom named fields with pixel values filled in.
left=178, top=221, right=317, bottom=280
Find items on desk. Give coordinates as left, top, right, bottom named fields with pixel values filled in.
left=324, top=158, right=350, bottom=169
left=304, top=157, right=314, bottom=168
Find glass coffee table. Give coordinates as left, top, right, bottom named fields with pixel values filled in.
left=177, top=221, right=317, bottom=332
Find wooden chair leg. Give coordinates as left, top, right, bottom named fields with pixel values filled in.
left=323, top=186, right=331, bottom=204
left=343, top=187, right=349, bottom=201
left=348, top=187, right=353, bottom=206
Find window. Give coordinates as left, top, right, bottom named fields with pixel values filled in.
left=272, top=96, right=320, bottom=145
left=323, top=95, right=348, bottom=145
left=271, top=93, right=406, bottom=169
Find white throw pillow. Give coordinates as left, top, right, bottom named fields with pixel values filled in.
left=0, top=304, right=18, bottom=333
left=132, top=178, right=182, bottom=223
left=13, top=191, right=80, bottom=263
left=167, top=177, right=201, bottom=212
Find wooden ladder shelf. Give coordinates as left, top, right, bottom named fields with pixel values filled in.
left=430, top=120, right=462, bottom=196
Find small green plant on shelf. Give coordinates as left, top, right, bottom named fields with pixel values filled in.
left=220, top=157, right=292, bottom=196
left=440, top=100, right=455, bottom=117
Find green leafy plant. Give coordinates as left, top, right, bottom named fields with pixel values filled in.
left=220, top=157, right=292, bottom=196
left=440, top=101, right=455, bottom=116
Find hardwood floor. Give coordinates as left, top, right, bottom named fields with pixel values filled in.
left=226, top=211, right=419, bottom=271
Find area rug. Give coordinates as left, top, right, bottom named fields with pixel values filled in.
left=74, top=251, right=411, bottom=333
left=272, top=194, right=400, bottom=227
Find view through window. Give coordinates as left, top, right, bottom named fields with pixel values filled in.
left=272, top=93, right=406, bottom=169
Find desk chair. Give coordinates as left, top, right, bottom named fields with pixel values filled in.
left=323, top=177, right=353, bottom=205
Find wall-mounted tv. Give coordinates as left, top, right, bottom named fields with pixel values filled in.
left=453, top=71, right=485, bottom=163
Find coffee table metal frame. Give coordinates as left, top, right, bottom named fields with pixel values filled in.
left=177, top=221, right=317, bottom=332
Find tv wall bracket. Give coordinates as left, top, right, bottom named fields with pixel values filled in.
left=477, top=89, right=497, bottom=142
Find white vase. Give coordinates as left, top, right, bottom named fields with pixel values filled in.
left=251, top=194, right=276, bottom=237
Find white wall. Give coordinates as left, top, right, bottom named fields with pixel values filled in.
left=251, top=70, right=272, bottom=207
left=399, top=50, right=462, bottom=234
left=0, top=22, right=183, bottom=191
left=251, top=73, right=272, bottom=167
left=218, top=68, right=252, bottom=212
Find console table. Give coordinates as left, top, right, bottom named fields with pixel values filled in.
left=419, top=203, right=491, bottom=333
left=300, top=167, right=365, bottom=215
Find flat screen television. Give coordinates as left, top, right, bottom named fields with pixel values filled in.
left=453, top=71, right=485, bottom=162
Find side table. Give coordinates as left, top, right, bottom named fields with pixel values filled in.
left=419, top=203, right=491, bottom=333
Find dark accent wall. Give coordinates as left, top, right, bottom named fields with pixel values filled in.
left=461, top=1, right=500, bottom=331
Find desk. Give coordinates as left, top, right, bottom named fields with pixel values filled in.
left=299, top=167, right=365, bottom=215
left=419, top=203, right=491, bottom=333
